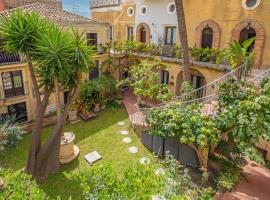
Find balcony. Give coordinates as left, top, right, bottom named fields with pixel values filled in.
left=0, top=81, right=28, bottom=100
left=90, top=0, right=121, bottom=9
left=0, top=52, right=21, bottom=65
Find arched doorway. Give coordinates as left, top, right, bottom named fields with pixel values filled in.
left=239, top=27, right=256, bottom=52
left=175, top=69, right=206, bottom=96
left=136, top=23, right=150, bottom=44
left=196, top=20, right=221, bottom=49
left=232, top=20, right=265, bottom=68
left=201, top=27, right=213, bottom=48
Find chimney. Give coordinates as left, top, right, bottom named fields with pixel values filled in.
left=0, top=0, right=5, bottom=11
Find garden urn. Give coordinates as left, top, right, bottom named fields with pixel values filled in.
left=68, top=110, right=78, bottom=122
left=59, top=132, right=79, bottom=164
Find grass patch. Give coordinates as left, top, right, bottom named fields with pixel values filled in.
left=0, top=104, right=151, bottom=199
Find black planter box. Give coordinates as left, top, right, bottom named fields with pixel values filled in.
left=152, top=135, right=164, bottom=157
left=178, top=144, right=199, bottom=168
left=164, top=137, right=179, bottom=159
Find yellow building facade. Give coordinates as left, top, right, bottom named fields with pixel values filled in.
left=91, top=0, right=136, bottom=42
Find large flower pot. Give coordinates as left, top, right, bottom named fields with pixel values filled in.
left=69, top=110, right=78, bottom=122
left=94, top=103, right=100, bottom=113
left=59, top=132, right=79, bottom=164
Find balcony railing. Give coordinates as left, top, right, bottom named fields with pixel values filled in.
left=0, top=52, right=21, bottom=65
left=0, top=81, right=28, bottom=100
left=90, top=0, right=121, bottom=8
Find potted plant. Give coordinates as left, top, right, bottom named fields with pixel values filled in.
left=68, top=101, right=79, bottom=122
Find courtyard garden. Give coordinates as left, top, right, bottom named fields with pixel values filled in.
left=0, top=104, right=152, bottom=199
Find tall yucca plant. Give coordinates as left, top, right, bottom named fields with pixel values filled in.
left=0, top=10, right=95, bottom=180
left=29, top=26, right=95, bottom=179
left=0, top=11, right=52, bottom=176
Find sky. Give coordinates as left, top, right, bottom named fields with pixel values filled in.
left=62, top=0, right=90, bottom=18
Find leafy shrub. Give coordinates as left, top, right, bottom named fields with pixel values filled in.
left=79, top=76, right=118, bottom=110
left=0, top=168, right=47, bottom=199
left=0, top=118, right=24, bottom=152
left=189, top=47, right=219, bottom=63
left=216, top=159, right=242, bottom=192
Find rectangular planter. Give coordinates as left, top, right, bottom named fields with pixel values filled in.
left=178, top=144, right=199, bottom=168
left=141, top=130, right=153, bottom=150
left=164, top=137, right=179, bottom=159
left=152, top=135, right=164, bottom=157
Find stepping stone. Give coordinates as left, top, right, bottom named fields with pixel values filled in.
left=120, top=130, right=129, bottom=135
left=117, top=121, right=125, bottom=126
left=122, top=137, right=132, bottom=144
left=139, top=157, right=150, bottom=165
left=84, top=151, right=102, bottom=165
left=155, top=168, right=165, bottom=176
left=152, top=195, right=165, bottom=200
left=128, top=146, right=138, bottom=154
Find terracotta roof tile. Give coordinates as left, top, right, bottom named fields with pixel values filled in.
left=0, top=2, right=91, bottom=23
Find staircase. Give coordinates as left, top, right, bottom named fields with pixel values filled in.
left=129, top=64, right=270, bottom=129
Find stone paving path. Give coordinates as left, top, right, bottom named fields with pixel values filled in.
left=217, top=161, right=270, bottom=200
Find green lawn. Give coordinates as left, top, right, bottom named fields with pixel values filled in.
left=0, top=104, right=151, bottom=199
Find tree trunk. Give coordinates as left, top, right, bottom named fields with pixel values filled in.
left=175, top=0, right=191, bottom=83
left=188, top=143, right=209, bottom=171
left=31, top=76, right=82, bottom=180
left=25, top=89, right=51, bottom=174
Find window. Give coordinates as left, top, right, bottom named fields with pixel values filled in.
left=161, top=70, right=169, bottom=85
left=242, top=0, right=261, bottom=10
left=140, top=5, right=147, bottom=16
left=127, top=27, right=134, bottom=40
left=191, top=75, right=205, bottom=98
left=109, top=26, right=113, bottom=42
left=165, top=27, right=176, bottom=45
left=167, top=2, right=176, bottom=14
left=86, top=33, right=98, bottom=46
left=2, top=70, right=24, bottom=98
left=89, top=60, right=99, bottom=79
left=127, top=7, right=134, bottom=17
left=201, top=27, right=213, bottom=48
left=140, top=26, right=147, bottom=43
left=7, top=102, right=28, bottom=122
left=239, top=27, right=256, bottom=52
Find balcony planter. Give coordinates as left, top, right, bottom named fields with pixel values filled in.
left=59, top=132, right=79, bottom=164
left=68, top=110, right=78, bottom=122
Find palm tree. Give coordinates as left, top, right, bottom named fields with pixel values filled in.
left=0, top=11, right=51, bottom=175
left=30, top=26, right=94, bottom=180
left=0, top=11, right=94, bottom=180
left=175, top=0, right=191, bottom=83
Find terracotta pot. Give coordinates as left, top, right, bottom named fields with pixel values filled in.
left=94, top=103, right=100, bottom=113
left=69, top=110, right=78, bottom=121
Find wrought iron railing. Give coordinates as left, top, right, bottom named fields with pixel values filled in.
left=0, top=81, right=28, bottom=99
left=90, top=0, right=121, bottom=8
left=0, top=52, right=21, bottom=65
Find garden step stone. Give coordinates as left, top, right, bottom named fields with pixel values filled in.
left=122, top=137, right=132, bottom=143
left=120, top=130, right=129, bottom=135
left=128, top=146, right=138, bottom=154
left=117, top=121, right=125, bottom=126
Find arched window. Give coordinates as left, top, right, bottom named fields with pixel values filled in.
left=239, top=27, right=256, bottom=52
left=201, top=27, right=213, bottom=48
left=140, top=26, right=146, bottom=43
